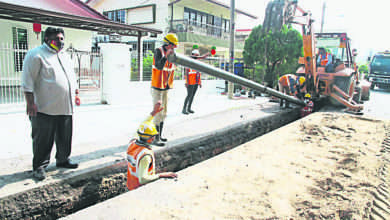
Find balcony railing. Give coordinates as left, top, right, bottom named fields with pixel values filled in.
left=170, top=19, right=230, bottom=40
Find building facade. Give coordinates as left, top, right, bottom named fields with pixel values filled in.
left=87, top=0, right=256, bottom=57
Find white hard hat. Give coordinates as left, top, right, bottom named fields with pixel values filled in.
left=192, top=49, right=200, bottom=55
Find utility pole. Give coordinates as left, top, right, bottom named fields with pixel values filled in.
left=228, top=0, right=235, bottom=99
left=320, top=1, right=326, bottom=33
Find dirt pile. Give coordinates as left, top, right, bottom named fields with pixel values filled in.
left=64, top=112, right=390, bottom=219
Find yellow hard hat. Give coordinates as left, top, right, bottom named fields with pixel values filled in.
left=304, top=93, right=311, bottom=98
left=164, top=33, right=179, bottom=46
left=299, top=76, right=306, bottom=86
left=137, top=120, right=158, bottom=139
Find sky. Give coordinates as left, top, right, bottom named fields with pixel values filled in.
left=224, top=0, right=390, bottom=62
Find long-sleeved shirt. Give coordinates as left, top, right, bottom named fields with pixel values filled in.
left=21, top=43, right=77, bottom=115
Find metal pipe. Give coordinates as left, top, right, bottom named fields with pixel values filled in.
left=168, top=53, right=306, bottom=106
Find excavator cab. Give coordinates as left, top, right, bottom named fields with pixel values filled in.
left=315, top=33, right=352, bottom=73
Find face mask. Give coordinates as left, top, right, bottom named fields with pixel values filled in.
left=50, top=40, right=64, bottom=52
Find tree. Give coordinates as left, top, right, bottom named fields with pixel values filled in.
left=358, top=64, right=369, bottom=79
left=358, top=64, right=368, bottom=73
left=243, top=24, right=303, bottom=87
left=131, top=50, right=154, bottom=80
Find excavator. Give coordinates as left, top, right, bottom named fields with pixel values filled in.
left=168, top=0, right=368, bottom=113
left=263, top=0, right=369, bottom=113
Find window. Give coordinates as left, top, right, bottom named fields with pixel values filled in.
left=196, top=12, right=202, bottom=26
left=184, top=10, right=190, bottom=22
left=12, top=27, right=28, bottom=72
left=201, top=14, right=207, bottom=27
left=143, top=42, right=155, bottom=54
left=183, top=8, right=229, bottom=36
left=223, top=19, right=230, bottom=32
left=131, top=42, right=155, bottom=55
left=103, top=10, right=126, bottom=23
left=207, top=15, right=214, bottom=25
left=214, top=17, right=222, bottom=37
left=189, top=11, right=196, bottom=25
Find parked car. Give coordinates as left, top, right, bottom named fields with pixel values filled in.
left=368, top=51, right=390, bottom=90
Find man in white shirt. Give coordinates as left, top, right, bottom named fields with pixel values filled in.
left=22, top=27, right=79, bottom=181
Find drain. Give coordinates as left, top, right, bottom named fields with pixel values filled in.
left=0, top=108, right=301, bottom=219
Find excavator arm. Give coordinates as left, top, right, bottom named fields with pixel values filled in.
left=263, top=0, right=364, bottom=113
left=263, top=0, right=317, bottom=97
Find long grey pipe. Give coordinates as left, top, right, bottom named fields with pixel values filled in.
left=168, top=53, right=306, bottom=106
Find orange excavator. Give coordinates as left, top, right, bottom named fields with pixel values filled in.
left=264, top=0, right=369, bottom=113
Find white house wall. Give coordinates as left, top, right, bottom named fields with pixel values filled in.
left=90, top=0, right=170, bottom=45
left=0, top=19, right=93, bottom=86
left=171, top=0, right=234, bottom=20
left=0, top=19, right=92, bottom=51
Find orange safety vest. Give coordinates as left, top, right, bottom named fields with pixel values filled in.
left=151, top=47, right=175, bottom=90
left=185, top=68, right=201, bottom=85
left=320, top=53, right=329, bottom=66
left=279, top=74, right=297, bottom=87
left=126, top=139, right=155, bottom=190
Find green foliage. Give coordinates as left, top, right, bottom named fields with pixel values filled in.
left=243, top=25, right=303, bottom=87
left=358, top=64, right=369, bottom=78
left=243, top=64, right=265, bottom=84
left=131, top=50, right=154, bottom=80
left=358, top=64, right=368, bottom=73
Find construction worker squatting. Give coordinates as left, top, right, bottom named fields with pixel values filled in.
left=126, top=101, right=177, bottom=191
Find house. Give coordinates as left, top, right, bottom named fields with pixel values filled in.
left=88, top=0, right=256, bottom=56
left=0, top=0, right=162, bottom=105
left=168, top=0, right=257, bottom=57
left=87, top=0, right=257, bottom=81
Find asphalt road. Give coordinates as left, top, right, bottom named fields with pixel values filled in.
left=363, top=88, right=390, bottom=120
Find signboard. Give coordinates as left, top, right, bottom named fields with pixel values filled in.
left=316, top=38, right=340, bottom=48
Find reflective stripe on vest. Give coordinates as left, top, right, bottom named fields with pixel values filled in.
left=126, top=140, right=155, bottom=190
left=186, top=68, right=201, bottom=85
left=151, top=47, right=175, bottom=90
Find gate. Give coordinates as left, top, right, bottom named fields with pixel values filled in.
left=68, top=49, right=102, bottom=104
left=0, top=44, right=103, bottom=106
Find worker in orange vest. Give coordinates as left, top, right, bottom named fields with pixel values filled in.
left=300, top=93, right=314, bottom=117
left=126, top=101, right=177, bottom=191
left=278, top=74, right=306, bottom=107
left=317, top=47, right=333, bottom=67
left=182, top=49, right=209, bottom=115
left=151, top=33, right=178, bottom=146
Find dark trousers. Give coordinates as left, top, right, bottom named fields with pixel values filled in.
left=30, top=113, right=73, bottom=170
left=183, top=84, right=198, bottom=110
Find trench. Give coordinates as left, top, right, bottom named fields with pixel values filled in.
left=0, top=107, right=303, bottom=220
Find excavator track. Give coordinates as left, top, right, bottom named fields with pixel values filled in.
left=370, top=127, right=390, bottom=219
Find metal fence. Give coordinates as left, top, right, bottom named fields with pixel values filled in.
left=68, top=48, right=102, bottom=104
left=0, top=43, right=102, bottom=106
left=0, top=43, right=26, bottom=104
left=129, top=52, right=238, bottom=82
left=170, top=19, right=230, bottom=40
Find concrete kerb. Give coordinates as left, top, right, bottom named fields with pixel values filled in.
left=0, top=104, right=301, bottom=219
